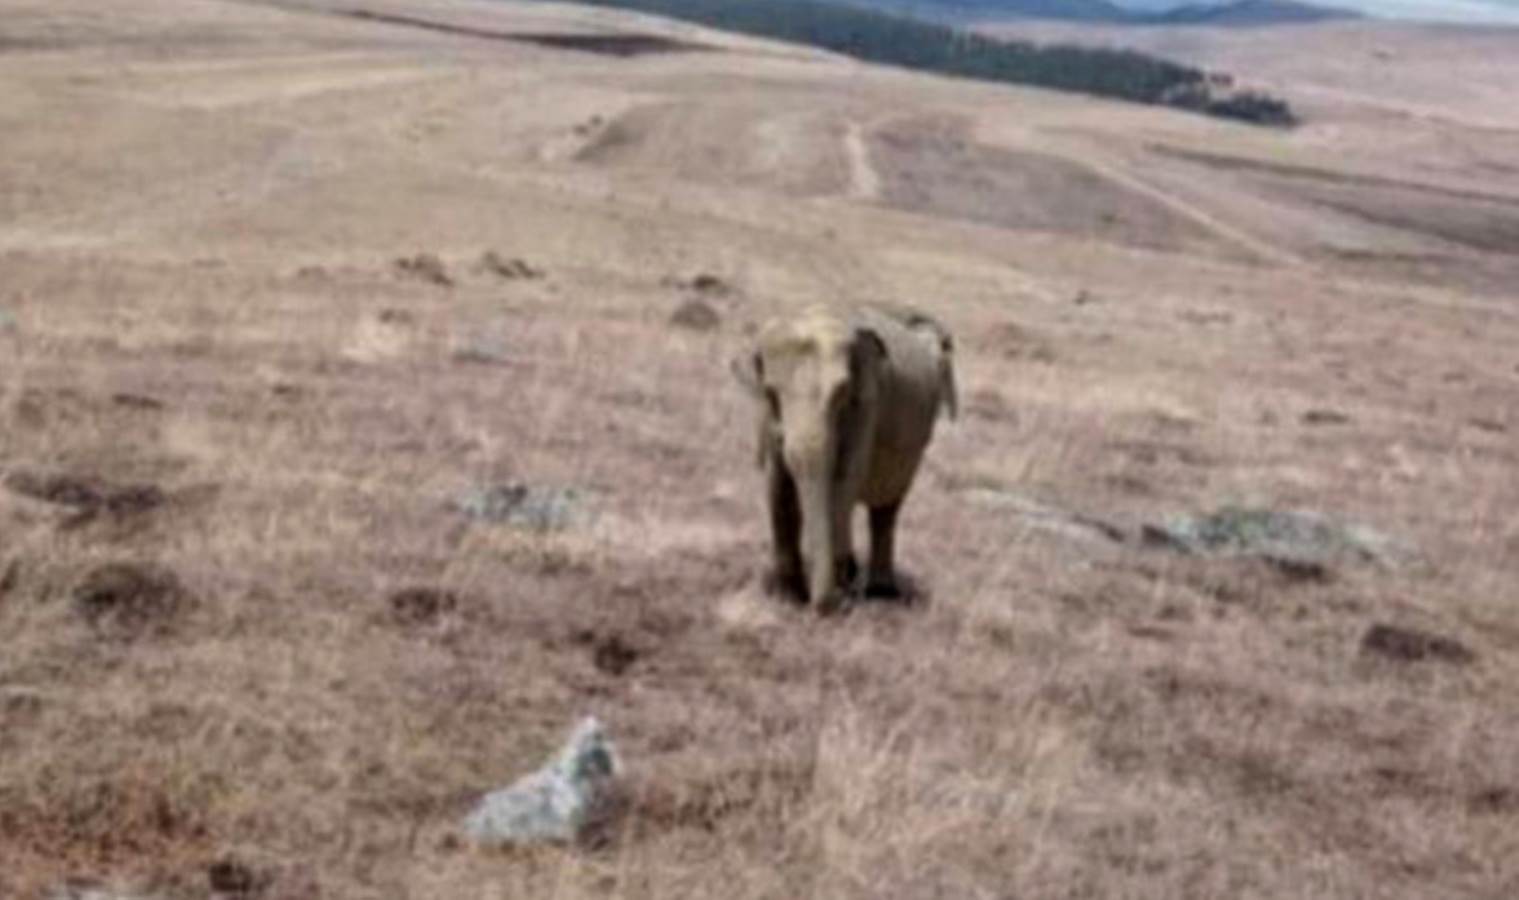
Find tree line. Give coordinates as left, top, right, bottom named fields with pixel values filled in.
left=553, top=0, right=1297, bottom=126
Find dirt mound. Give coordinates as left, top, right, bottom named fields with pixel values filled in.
left=670, top=298, right=721, bottom=332
left=4, top=471, right=166, bottom=529
left=1360, top=623, right=1475, bottom=665
left=72, top=562, right=189, bottom=639
left=387, top=587, right=459, bottom=627
left=477, top=251, right=542, bottom=280
left=394, top=253, right=452, bottom=287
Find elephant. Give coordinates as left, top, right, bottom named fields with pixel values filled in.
left=733, top=303, right=957, bottom=612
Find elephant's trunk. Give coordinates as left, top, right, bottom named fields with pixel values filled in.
left=799, top=472, right=838, bottom=610
left=785, top=428, right=841, bottom=610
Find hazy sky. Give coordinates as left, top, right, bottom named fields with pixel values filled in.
left=1122, top=0, right=1519, bottom=23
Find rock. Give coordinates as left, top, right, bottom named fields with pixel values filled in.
left=1142, top=506, right=1398, bottom=570
left=49, top=879, right=157, bottom=900
left=454, top=483, right=587, bottom=531
left=463, top=716, right=620, bottom=847
left=1361, top=623, right=1474, bottom=666
left=394, top=253, right=452, bottom=287
left=0, top=308, right=15, bottom=332
left=451, top=320, right=514, bottom=365
left=669, top=298, right=721, bottom=332
left=452, top=334, right=510, bottom=365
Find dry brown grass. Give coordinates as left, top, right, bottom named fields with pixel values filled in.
left=2, top=0, right=1519, bottom=897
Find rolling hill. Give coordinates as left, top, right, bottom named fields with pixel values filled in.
left=1, top=0, right=1516, bottom=897
left=845, top=0, right=1358, bottom=25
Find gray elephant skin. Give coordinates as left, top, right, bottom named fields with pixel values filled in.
left=734, top=304, right=958, bottom=612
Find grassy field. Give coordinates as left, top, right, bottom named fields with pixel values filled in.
left=2, top=1, right=1517, bottom=897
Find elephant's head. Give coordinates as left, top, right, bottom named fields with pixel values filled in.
left=735, top=315, right=888, bottom=608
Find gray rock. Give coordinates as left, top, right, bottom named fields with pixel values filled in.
left=0, top=308, right=16, bottom=332
left=463, top=716, right=620, bottom=847
left=1142, top=506, right=1399, bottom=568
left=454, top=483, right=588, bottom=531
left=49, top=881, right=156, bottom=900
left=451, top=335, right=511, bottom=365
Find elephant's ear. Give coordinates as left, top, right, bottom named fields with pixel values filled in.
left=938, top=334, right=959, bottom=421
left=850, top=327, right=888, bottom=379
left=730, top=351, right=763, bottom=398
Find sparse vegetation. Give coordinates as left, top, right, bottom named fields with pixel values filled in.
left=3, top=0, right=1518, bottom=897
left=555, top=0, right=1298, bottom=124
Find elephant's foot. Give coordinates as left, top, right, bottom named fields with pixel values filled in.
left=764, top=566, right=808, bottom=603
left=814, top=588, right=849, bottom=616
left=837, top=555, right=860, bottom=590
left=863, top=566, right=905, bottom=600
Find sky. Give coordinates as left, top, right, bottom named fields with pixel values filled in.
left=1119, top=0, right=1519, bottom=23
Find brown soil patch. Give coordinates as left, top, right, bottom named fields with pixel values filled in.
left=72, top=562, right=189, bottom=639
left=346, top=9, right=713, bottom=57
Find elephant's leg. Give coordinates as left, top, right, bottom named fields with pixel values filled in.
left=768, top=460, right=805, bottom=599
left=832, top=488, right=860, bottom=593
left=865, top=502, right=902, bottom=599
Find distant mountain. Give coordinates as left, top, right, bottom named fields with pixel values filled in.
left=844, top=0, right=1360, bottom=26
left=1148, top=0, right=1356, bottom=24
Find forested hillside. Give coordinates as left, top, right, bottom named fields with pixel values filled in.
left=555, top=0, right=1297, bottom=124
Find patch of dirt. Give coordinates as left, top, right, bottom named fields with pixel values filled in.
left=72, top=562, right=190, bottom=639
left=477, top=251, right=542, bottom=280
left=1360, top=623, right=1475, bottom=665
left=0, top=559, right=18, bottom=600
left=206, top=856, right=265, bottom=896
left=345, top=10, right=713, bottom=57
left=387, top=587, right=459, bottom=627
left=110, top=393, right=165, bottom=411
left=874, top=116, right=1220, bottom=251
left=394, top=253, right=452, bottom=287
left=576, top=630, right=641, bottom=677
left=1302, top=409, right=1352, bottom=426
left=3, top=471, right=167, bottom=529
left=670, top=298, right=721, bottom=332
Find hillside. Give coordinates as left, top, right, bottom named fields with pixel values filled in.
left=1151, top=0, right=1356, bottom=25
left=547, top=0, right=1298, bottom=124
left=844, top=0, right=1358, bottom=25
left=2, top=0, right=1518, bottom=897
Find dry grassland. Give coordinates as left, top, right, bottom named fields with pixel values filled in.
left=2, top=1, right=1517, bottom=897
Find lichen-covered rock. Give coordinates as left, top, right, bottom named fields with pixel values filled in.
left=1142, top=506, right=1399, bottom=569
left=463, top=716, right=619, bottom=847
left=453, top=483, right=587, bottom=531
